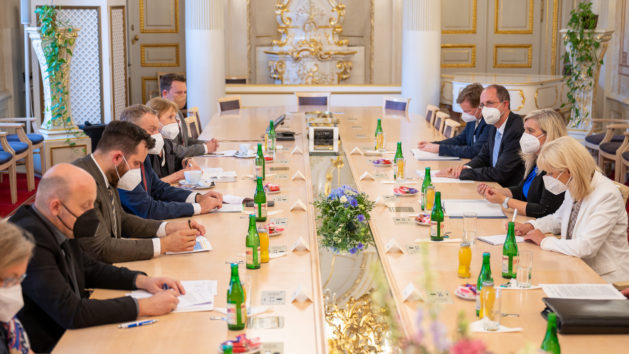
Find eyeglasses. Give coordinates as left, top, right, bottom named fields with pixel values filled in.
left=479, top=101, right=502, bottom=109
left=1, top=274, right=27, bottom=288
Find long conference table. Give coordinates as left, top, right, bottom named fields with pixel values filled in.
left=55, top=106, right=629, bottom=353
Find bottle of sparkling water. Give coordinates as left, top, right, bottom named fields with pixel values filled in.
left=374, top=118, right=384, bottom=151
left=268, top=120, right=276, bottom=154
left=421, top=167, right=432, bottom=210
left=541, top=312, right=561, bottom=354
left=393, top=141, right=404, bottom=181
left=226, top=263, right=246, bottom=330
left=255, top=143, right=265, bottom=181
left=254, top=177, right=267, bottom=222
left=245, top=215, right=260, bottom=269
left=476, top=252, right=493, bottom=317
left=502, top=222, right=519, bottom=279
left=430, top=191, right=444, bottom=241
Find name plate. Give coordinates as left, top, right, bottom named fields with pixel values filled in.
left=271, top=217, right=288, bottom=226
left=270, top=166, right=290, bottom=171
left=248, top=316, right=284, bottom=329
left=261, top=290, right=286, bottom=305
left=392, top=217, right=412, bottom=225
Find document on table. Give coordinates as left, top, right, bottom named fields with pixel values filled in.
left=215, top=203, right=243, bottom=213
left=416, top=170, right=474, bottom=184
left=222, top=194, right=245, bottom=205
left=165, top=236, right=212, bottom=254
left=477, top=234, right=525, bottom=245
left=411, top=149, right=460, bottom=161
left=540, top=284, right=626, bottom=300
left=443, top=199, right=506, bottom=218
left=128, top=280, right=218, bottom=312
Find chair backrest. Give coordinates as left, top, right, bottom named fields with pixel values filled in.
left=434, top=111, right=450, bottom=135
left=383, top=97, right=410, bottom=112
left=295, top=92, right=330, bottom=107
left=186, top=106, right=202, bottom=135
left=613, top=181, right=629, bottom=206
left=184, top=116, right=200, bottom=141
left=225, top=76, right=247, bottom=84
left=425, top=104, right=439, bottom=125
left=217, top=96, right=241, bottom=113
left=443, top=119, right=461, bottom=139
left=79, top=122, right=107, bottom=152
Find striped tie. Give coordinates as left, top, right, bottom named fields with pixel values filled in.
left=566, top=200, right=582, bottom=240
left=108, top=186, right=118, bottom=238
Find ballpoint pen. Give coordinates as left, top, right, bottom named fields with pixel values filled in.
left=118, top=319, right=158, bottom=329
left=188, top=219, right=192, bottom=229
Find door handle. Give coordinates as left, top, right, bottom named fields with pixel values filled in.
left=131, top=34, right=139, bottom=45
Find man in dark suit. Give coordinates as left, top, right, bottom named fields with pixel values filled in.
left=438, top=84, right=525, bottom=187
left=117, top=104, right=223, bottom=219
left=10, top=163, right=183, bottom=353
left=417, top=83, right=490, bottom=158
left=73, top=120, right=204, bottom=263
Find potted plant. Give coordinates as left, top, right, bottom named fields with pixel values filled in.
left=561, top=1, right=603, bottom=129
left=314, top=185, right=374, bottom=254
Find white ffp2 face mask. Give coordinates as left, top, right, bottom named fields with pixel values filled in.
left=148, top=133, right=164, bottom=155
left=160, top=123, right=180, bottom=140
left=482, top=106, right=502, bottom=125
left=0, top=284, right=24, bottom=322
left=115, top=156, right=142, bottom=191
left=461, top=111, right=477, bottom=123
left=543, top=171, right=571, bottom=195
left=519, top=132, right=544, bottom=154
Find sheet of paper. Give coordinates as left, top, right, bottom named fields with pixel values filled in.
left=223, top=194, right=244, bottom=205
left=540, top=284, right=626, bottom=300
left=128, top=280, right=218, bottom=312
left=165, top=236, right=212, bottom=254
left=443, top=199, right=506, bottom=218
left=411, top=148, right=460, bottom=161
left=477, top=234, right=525, bottom=246
left=415, top=170, right=474, bottom=184
left=215, top=204, right=243, bottom=213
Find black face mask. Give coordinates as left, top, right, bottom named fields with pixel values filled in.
left=58, top=202, right=101, bottom=238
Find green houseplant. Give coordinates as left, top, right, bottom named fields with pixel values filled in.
left=561, top=1, right=603, bottom=128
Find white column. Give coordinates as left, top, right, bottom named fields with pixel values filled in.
left=401, top=0, right=440, bottom=115
left=185, top=0, right=225, bottom=126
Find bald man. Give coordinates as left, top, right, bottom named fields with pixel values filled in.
left=9, top=164, right=184, bottom=353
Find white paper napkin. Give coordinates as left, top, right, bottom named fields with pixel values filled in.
left=291, top=146, right=303, bottom=155
left=291, top=171, right=306, bottom=181
left=374, top=196, right=388, bottom=207
left=385, top=239, right=404, bottom=254
left=290, top=285, right=312, bottom=303
left=291, top=237, right=310, bottom=252
left=359, top=171, right=375, bottom=181
left=290, top=199, right=307, bottom=212
left=469, top=318, right=522, bottom=333
left=350, top=147, right=364, bottom=155
left=402, top=283, right=423, bottom=302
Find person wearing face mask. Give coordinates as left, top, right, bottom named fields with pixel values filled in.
left=477, top=109, right=567, bottom=218
left=417, top=83, right=490, bottom=158
left=9, top=164, right=186, bottom=353
left=438, top=84, right=525, bottom=187
left=0, top=222, right=34, bottom=354
left=512, top=136, right=629, bottom=283
left=117, top=104, right=224, bottom=220
left=72, top=121, right=205, bottom=264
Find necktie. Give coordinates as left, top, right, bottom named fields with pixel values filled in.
left=492, top=131, right=502, bottom=167
left=107, top=186, right=118, bottom=238
left=566, top=200, right=582, bottom=240
left=60, top=241, right=80, bottom=295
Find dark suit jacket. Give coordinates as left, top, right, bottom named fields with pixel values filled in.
left=460, top=111, right=525, bottom=187
left=508, top=164, right=565, bottom=218
left=10, top=206, right=141, bottom=353
left=173, top=110, right=206, bottom=158
left=72, top=155, right=162, bottom=263
left=148, top=139, right=184, bottom=178
left=118, top=158, right=195, bottom=219
left=437, top=118, right=490, bottom=158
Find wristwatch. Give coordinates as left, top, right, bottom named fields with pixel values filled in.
left=502, top=197, right=510, bottom=209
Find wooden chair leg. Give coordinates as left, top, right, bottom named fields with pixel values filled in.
left=9, top=163, right=17, bottom=204
left=25, top=153, right=35, bottom=191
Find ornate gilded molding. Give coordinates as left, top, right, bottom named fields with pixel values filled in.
left=441, top=44, right=476, bottom=68
left=494, top=0, right=534, bottom=34
left=336, top=61, right=352, bottom=83
left=534, top=85, right=559, bottom=109
left=442, top=0, right=478, bottom=34
left=493, top=44, right=532, bottom=68
left=268, top=60, right=286, bottom=84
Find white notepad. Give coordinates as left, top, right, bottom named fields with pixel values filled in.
left=416, top=170, right=474, bottom=184
left=540, top=284, right=626, bottom=300
left=443, top=199, right=506, bottom=218
left=128, top=280, right=218, bottom=312
left=411, top=148, right=460, bottom=161
left=165, top=236, right=213, bottom=254
left=477, top=234, right=524, bottom=246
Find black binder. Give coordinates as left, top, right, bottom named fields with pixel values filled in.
left=542, top=297, right=629, bottom=334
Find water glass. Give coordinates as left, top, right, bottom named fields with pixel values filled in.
left=482, top=287, right=502, bottom=331
left=425, top=186, right=436, bottom=210
left=463, top=212, right=477, bottom=244
left=516, top=251, right=533, bottom=288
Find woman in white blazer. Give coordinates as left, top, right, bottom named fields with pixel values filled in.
left=513, top=136, right=629, bottom=283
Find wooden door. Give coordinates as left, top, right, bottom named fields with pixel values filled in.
left=127, top=0, right=186, bottom=105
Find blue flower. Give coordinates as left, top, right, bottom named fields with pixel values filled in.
left=349, top=247, right=357, bottom=254
left=357, top=243, right=364, bottom=249
left=349, top=198, right=358, bottom=207
left=357, top=214, right=366, bottom=222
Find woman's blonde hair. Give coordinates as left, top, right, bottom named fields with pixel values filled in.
left=146, top=97, right=178, bottom=118
left=0, top=222, right=34, bottom=273
left=537, top=136, right=597, bottom=201
left=521, top=109, right=568, bottom=175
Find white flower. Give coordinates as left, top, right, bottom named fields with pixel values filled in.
left=340, top=196, right=348, bottom=203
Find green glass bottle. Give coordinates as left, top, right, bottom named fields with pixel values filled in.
left=393, top=141, right=404, bottom=181
left=374, top=118, right=384, bottom=151
left=430, top=191, right=444, bottom=241
left=502, top=222, right=519, bottom=279
left=254, top=177, right=267, bottom=222
left=268, top=120, right=276, bottom=154
left=421, top=167, right=432, bottom=210
left=255, top=143, right=265, bottom=181
left=541, top=312, right=561, bottom=354
left=226, top=263, right=246, bottom=330
left=245, top=214, right=260, bottom=269
left=476, top=252, right=493, bottom=317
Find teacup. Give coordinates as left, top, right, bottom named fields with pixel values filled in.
left=184, top=170, right=202, bottom=185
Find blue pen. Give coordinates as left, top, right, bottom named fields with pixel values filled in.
left=118, top=319, right=158, bottom=329
left=162, top=284, right=170, bottom=291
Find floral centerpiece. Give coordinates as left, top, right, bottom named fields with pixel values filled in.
left=314, top=185, right=374, bottom=254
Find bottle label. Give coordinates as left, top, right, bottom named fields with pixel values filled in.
left=254, top=203, right=267, bottom=218
left=246, top=246, right=253, bottom=266
left=430, top=221, right=444, bottom=237
left=255, top=165, right=263, bottom=178
left=227, top=302, right=246, bottom=325
left=502, top=255, right=518, bottom=274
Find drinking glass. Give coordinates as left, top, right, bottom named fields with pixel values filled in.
left=482, top=287, right=501, bottom=331
left=516, top=251, right=533, bottom=288
left=463, top=212, right=478, bottom=244
left=425, top=186, right=436, bottom=210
